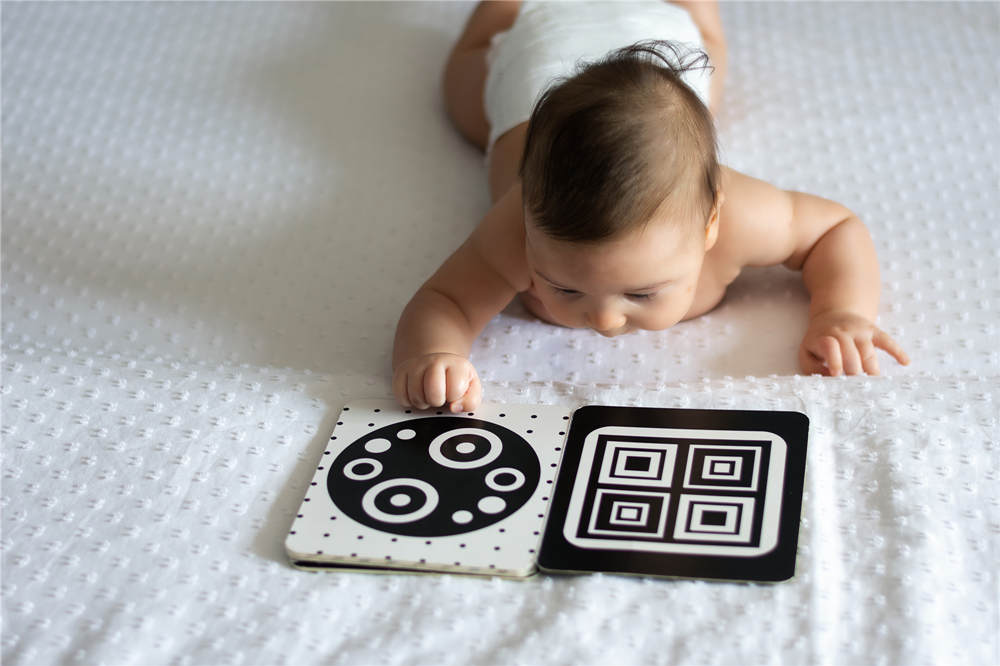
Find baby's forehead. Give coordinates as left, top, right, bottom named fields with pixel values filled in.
left=525, top=202, right=702, bottom=240
left=597, top=212, right=704, bottom=250
left=530, top=220, right=701, bottom=268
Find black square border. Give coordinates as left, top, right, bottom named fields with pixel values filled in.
left=538, top=406, right=809, bottom=583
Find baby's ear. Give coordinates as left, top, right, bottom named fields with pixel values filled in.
left=704, top=190, right=724, bottom=251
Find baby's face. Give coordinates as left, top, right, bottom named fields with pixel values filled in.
left=524, top=216, right=710, bottom=337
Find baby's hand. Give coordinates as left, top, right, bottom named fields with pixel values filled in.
left=799, top=310, right=910, bottom=376
left=392, top=353, right=482, bottom=412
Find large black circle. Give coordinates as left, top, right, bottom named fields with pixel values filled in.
left=329, top=417, right=541, bottom=537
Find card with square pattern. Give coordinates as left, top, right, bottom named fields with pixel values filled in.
left=537, top=406, right=809, bottom=582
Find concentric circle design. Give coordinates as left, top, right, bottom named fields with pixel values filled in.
left=343, top=457, right=383, bottom=481
left=428, top=428, right=502, bottom=469
left=361, top=478, right=439, bottom=523
left=485, top=467, right=526, bottom=492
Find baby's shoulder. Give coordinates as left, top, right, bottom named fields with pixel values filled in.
left=468, top=182, right=532, bottom=292
left=715, top=166, right=796, bottom=268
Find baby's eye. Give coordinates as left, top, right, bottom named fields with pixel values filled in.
left=626, top=293, right=656, bottom=301
left=554, top=287, right=580, bottom=297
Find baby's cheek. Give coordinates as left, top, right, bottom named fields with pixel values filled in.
left=645, top=301, right=688, bottom=330
left=521, top=291, right=570, bottom=327
left=546, top=300, right=578, bottom=326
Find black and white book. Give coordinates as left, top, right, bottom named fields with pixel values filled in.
left=286, top=400, right=809, bottom=582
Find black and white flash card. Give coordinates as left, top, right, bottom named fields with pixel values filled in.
left=537, top=406, right=809, bottom=582
left=286, top=400, right=809, bottom=582
left=285, top=400, right=570, bottom=578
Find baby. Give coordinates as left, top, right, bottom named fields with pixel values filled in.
left=392, top=0, right=909, bottom=412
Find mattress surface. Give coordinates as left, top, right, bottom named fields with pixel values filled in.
left=2, top=3, right=997, bottom=665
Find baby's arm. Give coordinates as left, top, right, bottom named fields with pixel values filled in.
left=720, top=168, right=910, bottom=376
left=392, top=187, right=526, bottom=411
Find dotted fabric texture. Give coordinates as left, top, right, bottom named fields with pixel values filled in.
left=1, top=2, right=998, bottom=665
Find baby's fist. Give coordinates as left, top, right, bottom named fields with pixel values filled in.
left=392, top=353, right=482, bottom=413
left=799, top=310, right=910, bottom=376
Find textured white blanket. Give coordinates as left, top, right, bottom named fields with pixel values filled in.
left=2, top=3, right=997, bottom=665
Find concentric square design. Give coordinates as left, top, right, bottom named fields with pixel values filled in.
left=562, top=426, right=786, bottom=557
left=703, top=457, right=740, bottom=480
left=585, top=489, right=669, bottom=539
left=609, top=502, right=648, bottom=526
left=684, top=445, right=761, bottom=491
left=597, top=441, right=677, bottom=488
left=673, top=495, right=755, bottom=543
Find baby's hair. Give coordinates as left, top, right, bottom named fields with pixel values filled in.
left=519, top=40, right=719, bottom=243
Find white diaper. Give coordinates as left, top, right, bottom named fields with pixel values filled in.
left=483, top=1, right=710, bottom=155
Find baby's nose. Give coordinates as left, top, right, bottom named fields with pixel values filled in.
left=588, top=307, right=626, bottom=334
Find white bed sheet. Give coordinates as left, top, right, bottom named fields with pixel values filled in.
left=2, top=2, right=997, bottom=665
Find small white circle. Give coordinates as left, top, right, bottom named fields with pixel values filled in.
left=397, top=429, right=416, bottom=440
left=343, top=457, right=382, bottom=481
left=485, top=467, right=526, bottom=492
left=455, top=441, right=476, bottom=454
left=429, top=428, right=502, bottom=469
left=389, top=493, right=410, bottom=507
left=452, top=510, right=473, bottom=524
left=477, top=496, right=506, bottom=514
left=365, top=438, right=391, bottom=454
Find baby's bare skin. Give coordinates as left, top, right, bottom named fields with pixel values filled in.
left=392, top=1, right=909, bottom=412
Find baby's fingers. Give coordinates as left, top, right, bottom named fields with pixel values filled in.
left=404, top=371, right=424, bottom=409
left=799, top=347, right=827, bottom=376
left=839, top=334, right=864, bottom=375
left=818, top=336, right=843, bottom=376
left=800, top=335, right=841, bottom=376
left=874, top=329, right=910, bottom=367
left=392, top=366, right=412, bottom=408
left=858, top=337, right=880, bottom=376
left=406, top=368, right=432, bottom=410
left=444, top=364, right=472, bottom=409
left=451, top=371, right=482, bottom=414
left=422, top=363, right=449, bottom=408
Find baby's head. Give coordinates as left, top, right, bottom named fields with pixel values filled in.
left=519, top=41, right=723, bottom=336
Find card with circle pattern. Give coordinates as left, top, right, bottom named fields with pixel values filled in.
left=285, top=399, right=572, bottom=578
